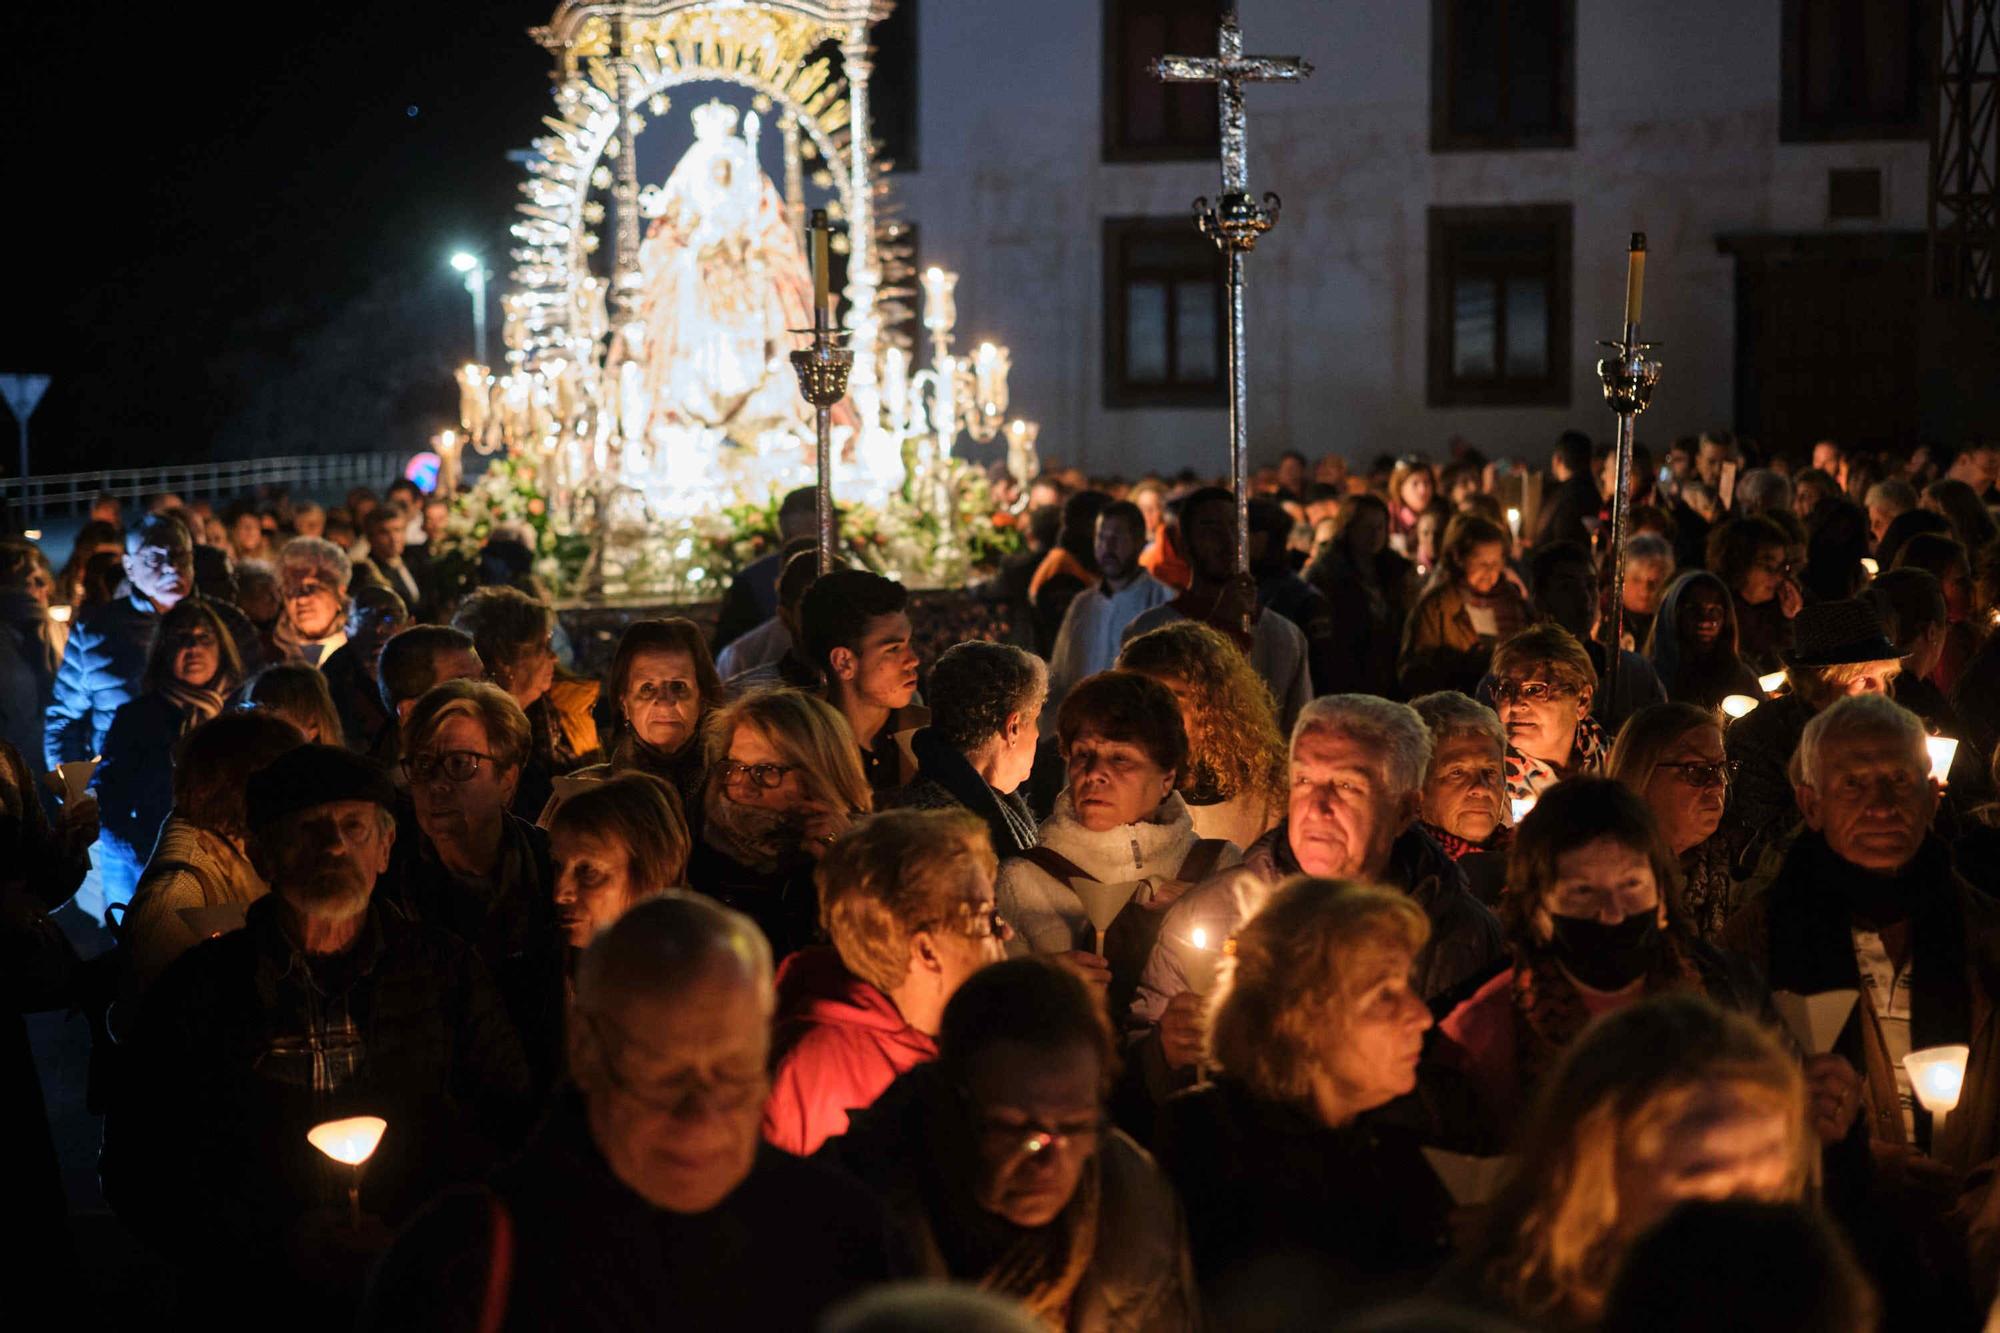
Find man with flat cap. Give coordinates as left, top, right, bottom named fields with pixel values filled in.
left=104, top=744, right=533, bottom=1328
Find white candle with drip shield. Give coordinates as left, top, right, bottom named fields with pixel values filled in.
left=1928, top=736, right=1959, bottom=785
left=1721, top=694, right=1759, bottom=719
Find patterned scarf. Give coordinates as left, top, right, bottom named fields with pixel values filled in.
left=1425, top=822, right=1513, bottom=862
left=1505, top=713, right=1608, bottom=806
left=159, top=675, right=231, bottom=733
left=1509, top=928, right=1705, bottom=1091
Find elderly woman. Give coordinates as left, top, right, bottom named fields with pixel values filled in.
left=996, top=670, right=1239, bottom=1018
left=831, top=959, right=1197, bottom=1329
left=1610, top=532, right=1676, bottom=650
left=1491, top=623, right=1608, bottom=810
left=1463, top=995, right=1811, bottom=1329
left=386, top=678, right=562, bottom=1086
left=1611, top=702, right=1739, bottom=941
left=765, top=808, right=1010, bottom=1155
left=1118, top=619, right=1286, bottom=849
left=547, top=771, right=690, bottom=950
left=1645, top=570, right=1765, bottom=710
left=240, top=662, right=343, bottom=745
left=1707, top=515, right=1801, bottom=672
left=120, top=711, right=303, bottom=996
left=1305, top=492, right=1416, bottom=696
left=564, top=617, right=724, bottom=826
left=1398, top=513, right=1531, bottom=698
left=1438, top=779, right=1834, bottom=1140
left=273, top=535, right=352, bottom=667
left=1723, top=598, right=1903, bottom=866
left=888, top=641, right=1044, bottom=856
left=1410, top=690, right=1510, bottom=906
left=687, top=687, right=873, bottom=961
left=1155, top=879, right=1467, bottom=1319
left=93, top=598, right=244, bottom=916
left=452, top=585, right=601, bottom=820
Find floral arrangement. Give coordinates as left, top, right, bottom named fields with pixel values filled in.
left=433, top=453, right=1023, bottom=603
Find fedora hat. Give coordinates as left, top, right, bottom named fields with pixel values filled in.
left=1782, top=598, right=1900, bottom=668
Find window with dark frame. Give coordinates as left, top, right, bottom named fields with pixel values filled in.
left=1104, top=217, right=1225, bottom=409
left=1103, top=0, right=1223, bottom=161
left=1431, top=0, right=1575, bottom=151
left=1780, top=0, right=1933, bottom=143
left=1427, top=204, right=1572, bottom=407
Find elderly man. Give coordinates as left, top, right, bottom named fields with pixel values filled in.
left=1042, top=499, right=1174, bottom=730
left=1410, top=691, right=1510, bottom=906
left=1132, top=694, right=1504, bottom=1073
left=1725, top=695, right=2000, bottom=1319
left=362, top=894, right=898, bottom=1332
left=107, top=745, right=532, bottom=1324
left=276, top=535, right=354, bottom=666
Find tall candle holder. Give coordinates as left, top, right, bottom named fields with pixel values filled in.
left=792, top=209, right=853, bottom=573
left=1596, top=233, right=1662, bottom=713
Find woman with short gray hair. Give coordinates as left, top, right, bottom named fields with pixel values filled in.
left=274, top=536, right=352, bottom=667
left=886, top=641, right=1045, bottom=855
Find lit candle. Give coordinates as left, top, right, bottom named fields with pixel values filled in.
left=1758, top=670, right=1787, bottom=696
left=308, top=1114, right=389, bottom=1230
left=1505, top=507, right=1521, bottom=539
left=1510, top=793, right=1537, bottom=825
left=882, top=346, right=908, bottom=432
left=1624, top=232, right=1647, bottom=330
left=1905, top=1045, right=1969, bottom=1115
left=809, top=208, right=830, bottom=319
left=48, top=604, right=70, bottom=625
left=1928, top=735, right=1959, bottom=784
left=922, top=266, right=958, bottom=336
left=1721, top=694, right=1760, bottom=719
left=1861, top=556, right=1879, bottom=578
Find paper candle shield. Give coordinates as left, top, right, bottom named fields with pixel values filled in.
left=47, top=756, right=100, bottom=805
left=1422, top=1148, right=1516, bottom=1207
left=1073, top=879, right=1144, bottom=936
left=307, top=1115, right=388, bottom=1167
left=1928, top=737, right=1959, bottom=784
left=1721, top=694, right=1759, bottom=719
left=1772, top=990, right=1858, bottom=1055
left=1905, top=1046, right=1970, bottom=1115
left=1171, top=932, right=1225, bottom=995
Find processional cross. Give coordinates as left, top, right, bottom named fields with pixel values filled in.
left=1154, top=7, right=1312, bottom=595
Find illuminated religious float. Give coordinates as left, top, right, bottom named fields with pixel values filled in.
left=438, top=0, right=1036, bottom=604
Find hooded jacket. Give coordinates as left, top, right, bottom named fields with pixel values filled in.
left=764, top=946, right=938, bottom=1155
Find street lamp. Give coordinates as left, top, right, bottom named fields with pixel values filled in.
left=449, top=251, right=490, bottom=368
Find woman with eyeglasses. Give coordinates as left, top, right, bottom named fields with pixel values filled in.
left=1439, top=779, right=1786, bottom=1137
left=1155, top=878, right=1469, bottom=1322
left=830, top=958, right=1197, bottom=1329
left=1398, top=513, right=1531, bottom=698
left=764, top=809, right=1011, bottom=1155
left=554, top=618, right=725, bottom=833
left=1707, top=514, right=1801, bottom=672
left=1611, top=703, right=1740, bottom=941
left=389, top=678, right=564, bottom=1088
left=1644, top=570, right=1765, bottom=711
left=1489, top=623, right=1608, bottom=812
left=93, top=598, right=244, bottom=917
left=686, top=688, right=872, bottom=961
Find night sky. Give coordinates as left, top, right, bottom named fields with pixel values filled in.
left=6, top=2, right=554, bottom=471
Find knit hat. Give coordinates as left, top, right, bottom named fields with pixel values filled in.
left=1782, top=598, right=1900, bottom=668
left=245, top=743, right=396, bottom=834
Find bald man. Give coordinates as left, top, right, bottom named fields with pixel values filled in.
left=363, top=894, right=899, bottom=1331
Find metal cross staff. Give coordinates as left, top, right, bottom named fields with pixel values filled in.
left=1155, top=7, right=1312, bottom=613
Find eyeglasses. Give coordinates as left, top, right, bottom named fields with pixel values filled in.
left=168, top=630, right=218, bottom=650
left=630, top=679, right=696, bottom=706
left=1491, top=679, right=1575, bottom=705
left=581, top=1012, right=766, bottom=1116
left=718, top=759, right=798, bottom=791
left=1656, top=759, right=1739, bottom=788
left=927, top=903, right=1010, bottom=941
left=286, top=579, right=336, bottom=599
left=1752, top=557, right=1793, bottom=576
left=403, top=749, right=498, bottom=783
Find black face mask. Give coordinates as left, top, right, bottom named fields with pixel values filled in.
left=1548, top=909, right=1661, bottom=990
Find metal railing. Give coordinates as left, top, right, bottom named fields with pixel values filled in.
left=0, top=453, right=407, bottom=520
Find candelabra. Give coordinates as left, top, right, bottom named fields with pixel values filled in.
left=1597, top=233, right=1663, bottom=699
left=792, top=209, right=854, bottom=571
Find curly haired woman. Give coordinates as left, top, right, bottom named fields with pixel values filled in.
left=1119, top=618, right=1288, bottom=850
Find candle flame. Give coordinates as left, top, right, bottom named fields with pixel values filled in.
left=1904, top=1045, right=1969, bottom=1114
left=1721, top=694, right=1759, bottom=719
left=307, top=1115, right=388, bottom=1167
left=1191, top=927, right=1209, bottom=951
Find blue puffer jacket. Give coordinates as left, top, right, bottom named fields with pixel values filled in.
left=44, top=592, right=158, bottom=769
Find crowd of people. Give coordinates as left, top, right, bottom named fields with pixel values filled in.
left=7, top=432, right=2000, bottom=1329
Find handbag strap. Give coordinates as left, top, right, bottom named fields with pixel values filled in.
left=1177, top=838, right=1229, bottom=885
left=1018, top=846, right=1095, bottom=887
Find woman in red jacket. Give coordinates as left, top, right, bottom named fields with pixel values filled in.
left=763, top=807, right=1010, bottom=1154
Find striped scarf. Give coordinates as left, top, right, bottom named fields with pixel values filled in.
left=158, top=675, right=231, bottom=733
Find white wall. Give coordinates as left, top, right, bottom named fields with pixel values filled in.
left=891, top=0, right=1928, bottom=476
